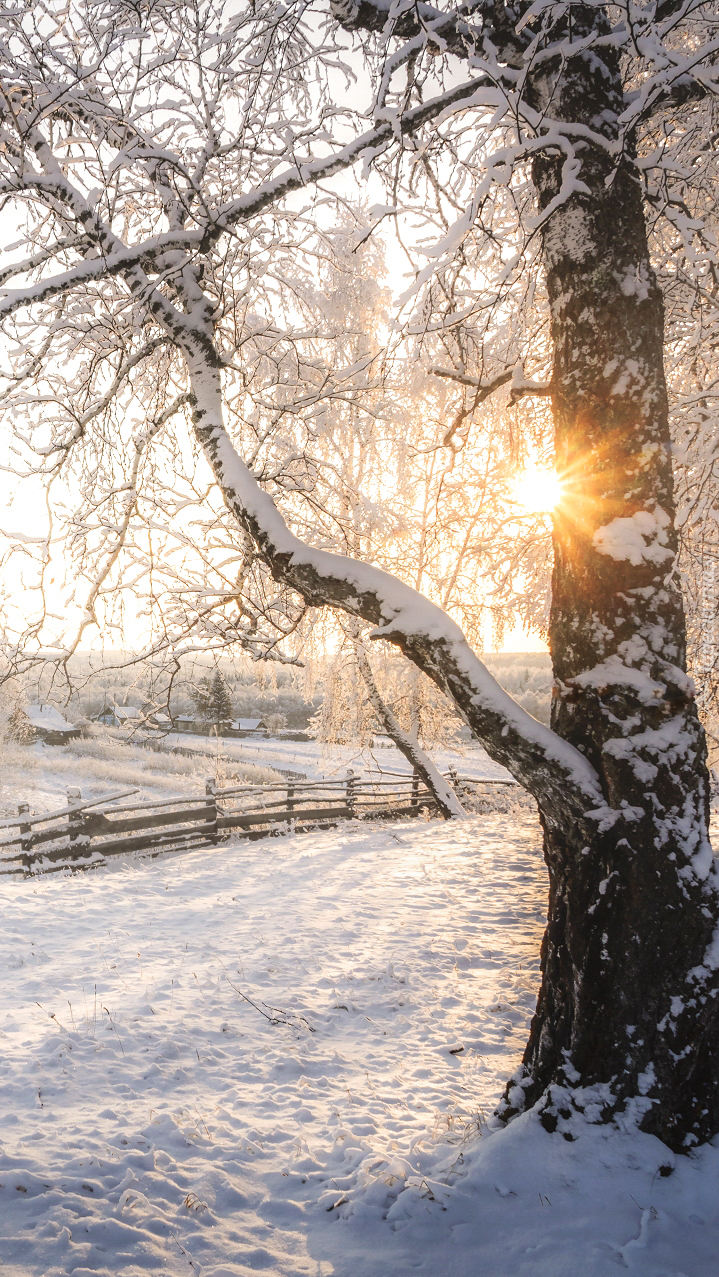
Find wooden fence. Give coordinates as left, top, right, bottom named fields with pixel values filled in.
left=0, top=771, right=517, bottom=877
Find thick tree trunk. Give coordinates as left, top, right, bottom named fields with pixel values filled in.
left=502, top=9, right=719, bottom=1150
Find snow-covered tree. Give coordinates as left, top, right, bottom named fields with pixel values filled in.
left=0, top=0, right=718, bottom=1150
left=191, top=670, right=234, bottom=729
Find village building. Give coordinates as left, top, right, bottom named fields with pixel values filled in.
left=10, top=703, right=80, bottom=746
left=174, top=714, right=198, bottom=733
left=145, top=710, right=172, bottom=730
left=227, top=718, right=267, bottom=737
left=93, top=705, right=142, bottom=728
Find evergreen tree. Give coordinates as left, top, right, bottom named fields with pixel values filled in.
left=210, top=671, right=233, bottom=725
left=191, top=672, right=234, bottom=728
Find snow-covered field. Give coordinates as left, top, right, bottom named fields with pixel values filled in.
left=1, top=812, right=717, bottom=1275
left=0, top=738, right=283, bottom=819
left=159, top=732, right=515, bottom=784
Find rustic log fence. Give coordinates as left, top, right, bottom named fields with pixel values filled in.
left=0, top=770, right=518, bottom=877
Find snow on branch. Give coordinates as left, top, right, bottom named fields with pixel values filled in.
left=190, top=371, right=604, bottom=831
left=0, top=76, right=502, bottom=325
left=432, top=364, right=552, bottom=399
left=351, top=626, right=468, bottom=819
left=430, top=365, right=552, bottom=446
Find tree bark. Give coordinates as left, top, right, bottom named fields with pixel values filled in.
left=497, top=7, right=719, bottom=1151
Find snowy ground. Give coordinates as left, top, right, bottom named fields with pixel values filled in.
left=0, top=738, right=283, bottom=819
left=1, top=812, right=717, bottom=1275
left=159, top=732, right=514, bottom=784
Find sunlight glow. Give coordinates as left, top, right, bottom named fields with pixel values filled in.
left=511, top=466, right=562, bottom=514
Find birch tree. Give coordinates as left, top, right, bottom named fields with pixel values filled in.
left=0, top=0, right=718, bottom=1151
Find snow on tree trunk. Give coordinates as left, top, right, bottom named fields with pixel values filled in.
left=186, top=331, right=719, bottom=1151
left=500, top=10, right=719, bottom=1151
left=326, top=0, right=719, bottom=1149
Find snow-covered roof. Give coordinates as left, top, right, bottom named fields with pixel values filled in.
left=177, top=714, right=196, bottom=722
left=113, top=705, right=141, bottom=720
left=25, top=704, right=76, bottom=732
left=231, top=718, right=265, bottom=731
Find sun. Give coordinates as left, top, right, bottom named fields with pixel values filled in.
left=511, top=465, right=562, bottom=514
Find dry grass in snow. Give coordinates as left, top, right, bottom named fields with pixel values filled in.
left=0, top=732, right=284, bottom=818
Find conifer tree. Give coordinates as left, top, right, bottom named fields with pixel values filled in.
left=192, top=672, right=234, bottom=730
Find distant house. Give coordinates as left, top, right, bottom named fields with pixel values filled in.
left=115, top=705, right=141, bottom=726
left=93, top=704, right=142, bottom=728
left=12, top=703, right=80, bottom=745
left=227, top=717, right=267, bottom=737
left=173, top=714, right=266, bottom=737
left=145, top=710, right=171, bottom=730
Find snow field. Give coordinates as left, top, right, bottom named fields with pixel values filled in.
left=0, top=812, right=717, bottom=1276
left=0, top=738, right=283, bottom=817
left=0, top=812, right=544, bottom=1275
left=0, top=735, right=513, bottom=825
left=157, top=732, right=515, bottom=785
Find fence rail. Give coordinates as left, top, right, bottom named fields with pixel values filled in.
left=0, top=770, right=517, bottom=877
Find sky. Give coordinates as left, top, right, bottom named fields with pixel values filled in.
left=494, top=625, right=547, bottom=653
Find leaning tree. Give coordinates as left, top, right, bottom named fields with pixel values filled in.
left=0, top=0, right=718, bottom=1150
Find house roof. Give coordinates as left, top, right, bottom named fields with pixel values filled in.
left=25, top=704, right=76, bottom=732
left=231, top=718, right=265, bottom=731
left=113, top=705, right=141, bottom=720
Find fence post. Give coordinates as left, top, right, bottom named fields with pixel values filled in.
left=67, top=788, right=89, bottom=863
left=205, top=778, right=218, bottom=844
left=345, top=769, right=357, bottom=817
left=448, top=764, right=458, bottom=791
left=286, top=783, right=295, bottom=814
left=411, top=769, right=419, bottom=811
left=18, top=802, right=32, bottom=872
